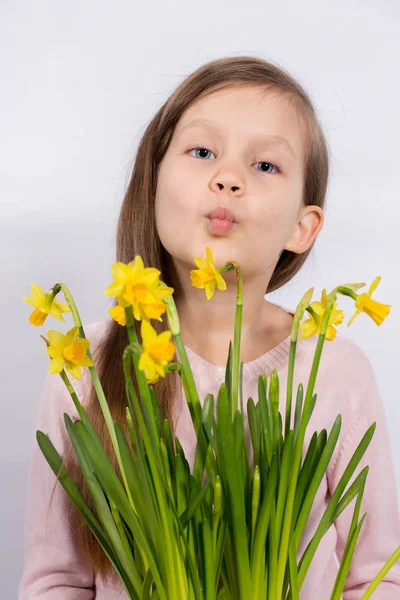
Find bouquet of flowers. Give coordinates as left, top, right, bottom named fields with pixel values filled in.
left=23, top=246, right=400, bottom=599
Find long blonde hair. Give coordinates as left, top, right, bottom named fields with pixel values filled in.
left=48, top=55, right=330, bottom=585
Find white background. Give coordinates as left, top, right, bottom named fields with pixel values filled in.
left=1, top=1, right=399, bottom=596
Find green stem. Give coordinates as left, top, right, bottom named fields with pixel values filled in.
left=123, top=306, right=159, bottom=450
left=230, top=262, right=243, bottom=420
left=55, top=283, right=135, bottom=511
left=160, top=282, right=202, bottom=434
left=284, top=340, right=297, bottom=440
left=173, top=334, right=202, bottom=433
left=123, top=309, right=181, bottom=599
left=275, top=291, right=337, bottom=598
left=284, top=287, right=314, bottom=442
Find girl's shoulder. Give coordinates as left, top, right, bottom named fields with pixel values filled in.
left=299, top=330, right=382, bottom=442
left=299, top=329, right=376, bottom=386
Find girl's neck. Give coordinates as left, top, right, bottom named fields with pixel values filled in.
left=179, top=301, right=294, bottom=367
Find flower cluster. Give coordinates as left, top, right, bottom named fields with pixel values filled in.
left=104, top=255, right=175, bottom=384
left=299, top=276, right=391, bottom=341
left=23, top=246, right=391, bottom=383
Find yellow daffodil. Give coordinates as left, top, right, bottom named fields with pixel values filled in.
left=347, top=276, right=391, bottom=327
left=299, top=288, right=344, bottom=341
left=45, top=326, right=94, bottom=380
left=104, top=257, right=174, bottom=324
left=23, top=283, right=70, bottom=326
left=138, top=319, right=176, bottom=385
left=190, top=246, right=227, bottom=300
left=108, top=304, right=127, bottom=327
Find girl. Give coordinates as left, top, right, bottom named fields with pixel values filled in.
left=19, top=56, right=400, bottom=599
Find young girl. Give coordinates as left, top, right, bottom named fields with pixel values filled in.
left=19, top=56, right=400, bottom=599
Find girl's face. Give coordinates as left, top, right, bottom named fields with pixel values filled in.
left=155, top=84, right=307, bottom=278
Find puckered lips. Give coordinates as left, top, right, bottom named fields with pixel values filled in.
left=207, top=206, right=237, bottom=234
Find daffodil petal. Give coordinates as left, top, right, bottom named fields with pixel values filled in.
left=79, top=338, right=91, bottom=350
left=193, top=258, right=209, bottom=270
left=65, top=326, right=80, bottom=345
left=47, top=330, right=66, bottom=349
left=81, top=355, right=94, bottom=367
left=190, top=270, right=207, bottom=288
left=157, top=331, right=173, bottom=343
left=49, top=357, right=65, bottom=374
left=326, top=325, right=338, bottom=341
left=66, top=363, right=82, bottom=380
left=299, top=318, right=318, bottom=338
left=46, top=346, right=62, bottom=359
left=22, top=295, right=38, bottom=307
left=330, top=308, right=345, bottom=325
left=347, top=308, right=362, bottom=327
left=215, top=271, right=227, bottom=291
left=141, top=319, right=157, bottom=345
left=138, top=269, right=161, bottom=287
left=54, top=300, right=70, bottom=313
left=368, top=275, right=381, bottom=296
left=205, top=279, right=215, bottom=300
left=154, top=285, right=175, bottom=300
left=109, top=305, right=126, bottom=326
left=30, top=283, right=46, bottom=302
left=49, top=308, right=66, bottom=322
left=130, top=255, right=145, bottom=273
left=111, top=262, right=131, bottom=283
left=141, top=302, right=166, bottom=321
left=138, top=352, right=150, bottom=371
left=206, top=246, right=214, bottom=265
left=104, top=282, right=124, bottom=297
left=310, top=301, right=324, bottom=316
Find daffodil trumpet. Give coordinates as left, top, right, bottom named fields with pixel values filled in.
left=24, top=251, right=399, bottom=599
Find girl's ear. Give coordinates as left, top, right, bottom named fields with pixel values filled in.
left=284, top=205, right=324, bottom=254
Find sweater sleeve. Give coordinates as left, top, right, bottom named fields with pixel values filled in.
left=326, top=358, right=400, bottom=599
left=18, top=367, right=96, bottom=599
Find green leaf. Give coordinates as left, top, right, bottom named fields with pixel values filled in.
left=330, top=513, right=367, bottom=600
left=66, top=416, right=142, bottom=599
left=296, top=421, right=376, bottom=589
left=199, top=517, right=214, bottom=599
left=180, top=476, right=212, bottom=529
left=141, top=569, right=154, bottom=600
left=225, top=340, right=233, bottom=413
left=216, top=383, right=252, bottom=597
left=71, top=415, right=167, bottom=599
left=293, top=415, right=342, bottom=548
left=258, top=374, right=273, bottom=466
left=149, top=385, right=162, bottom=440
left=293, top=383, right=304, bottom=445
left=275, top=430, right=294, bottom=546
left=328, top=467, right=369, bottom=528
left=163, top=420, right=176, bottom=489
left=251, top=451, right=279, bottom=596
left=248, top=397, right=260, bottom=469
left=36, top=430, right=118, bottom=573
left=359, top=545, right=400, bottom=599
left=288, top=533, right=300, bottom=600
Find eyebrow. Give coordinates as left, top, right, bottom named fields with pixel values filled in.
left=178, top=118, right=296, bottom=157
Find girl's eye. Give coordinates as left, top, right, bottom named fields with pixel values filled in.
left=187, top=145, right=280, bottom=174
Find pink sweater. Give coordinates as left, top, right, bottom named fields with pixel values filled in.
left=19, top=306, right=400, bottom=599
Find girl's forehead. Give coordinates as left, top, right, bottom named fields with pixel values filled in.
left=175, top=87, right=305, bottom=157
left=183, top=84, right=299, bottom=121
left=181, top=85, right=297, bottom=119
